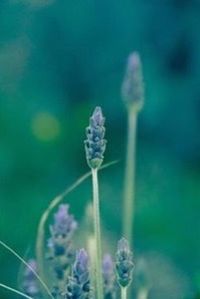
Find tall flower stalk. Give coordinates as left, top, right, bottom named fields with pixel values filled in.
left=85, top=107, right=106, bottom=299
left=123, top=107, right=137, bottom=244
left=121, top=287, right=127, bottom=299
left=91, top=166, right=103, bottom=299
left=122, top=52, right=144, bottom=245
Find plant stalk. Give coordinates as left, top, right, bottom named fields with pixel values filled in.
left=92, top=168, right=103, bottom=299
left=121, top=287, right=127, bottom=299
left=123, top=107, right=138, bottom=245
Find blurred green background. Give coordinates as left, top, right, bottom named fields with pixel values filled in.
left=0, top=0, right=200, bottom=298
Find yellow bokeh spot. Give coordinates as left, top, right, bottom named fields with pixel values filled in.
left=32, top=112, right=61, bottom=142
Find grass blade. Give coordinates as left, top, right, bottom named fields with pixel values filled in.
left=0, top=283, right=34, bottom=299
left=0, top=240, right=53, bottom=299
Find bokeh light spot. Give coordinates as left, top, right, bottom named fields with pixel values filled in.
left=31, top=112, right=61, bottom=142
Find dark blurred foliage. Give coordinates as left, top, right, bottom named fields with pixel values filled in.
left=0, top=0, right=200, bottom=298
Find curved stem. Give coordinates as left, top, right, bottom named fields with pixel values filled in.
left=0, top=283, right=34, bottom=299
left=123, top=108, right=138, bottom=245
left=92, top=168, right=103, bottom=299
left=0, top=240, right=53, bottom=299
left=121, top=287, right=127, bottom=299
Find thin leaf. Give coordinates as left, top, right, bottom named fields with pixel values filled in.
left=0, top=240, right=54, bottom=299
left=0, top=283, right=34, bottom=299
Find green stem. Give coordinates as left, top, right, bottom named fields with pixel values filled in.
left=0, top=240, right=53, bottom=299
left=92, top=168, right=103, bottom=299
left=121, top=287, right=127, bottom=299
left=123, top=107, right=138, bottom=245
left=0, top=283, right=34, bottom=299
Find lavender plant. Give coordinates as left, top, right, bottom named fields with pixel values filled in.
left=85, top=107, right=106, bottom=299
left=116, top=238, right=134, bottom=299
left=47, top=204, right=77, bottom=281
left=0, top=52, right=141, bottom=299
left=102, top=254, right=117, bottom=299
left=122, top=52, right=144, bottom=245
left=65, top=249, right=92, bottom=299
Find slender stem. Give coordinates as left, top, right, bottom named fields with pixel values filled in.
left=123, top=107, right=138, bottom=245
left=0, top=283, right=34, bottom=299
left=92, top=168, right=103, bottom=299
left=121, top=287, right=127, bottom=299
left=87, top=234, right=96, bottom=287
left=0, top=240, right=53, bottom=299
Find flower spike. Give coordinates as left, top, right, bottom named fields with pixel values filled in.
left=115, top=238, right=134, bottom=288
left=85, top=107, right=107, bottom=169
left=121, top=52, right=144, bottom=111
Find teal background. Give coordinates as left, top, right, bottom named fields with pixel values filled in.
left=0, top=0, right=200, bottom=298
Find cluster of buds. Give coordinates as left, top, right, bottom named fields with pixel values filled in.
left=48, top=204, right=77, bottom=280
left=85, top=107, right=107, bottom=169
left=65, top=249, right=92, bottom=299
left=102, top=254, right=117, bottom=299
left=115, top=238, right=134, bottom=288
left=121, top=52, right=144, bottom=111
left=21, top=52, right=142, bottom=296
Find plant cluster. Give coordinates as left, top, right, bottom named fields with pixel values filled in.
left=0, top=52, right=145, bottom=299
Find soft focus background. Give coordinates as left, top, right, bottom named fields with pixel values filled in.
left=0, top=0, right=200, bottom=298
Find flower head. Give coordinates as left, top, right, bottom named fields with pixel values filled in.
left=65, top=249, right=92, bottom=299
left=48, top=204, right=77, bottom=280
left=85, top=107, right=107, bottom=169
left=121, top=52, right=144, bottom=111
left=51, top=204, right=77, bottom=237
left=115, top=238, right=134, bottom=288
left=103, top=254, right=117, bottom=299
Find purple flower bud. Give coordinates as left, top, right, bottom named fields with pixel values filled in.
left=22, top=259, right=41, bottom=298
left=47, top=204, right=77, bottom=281
left=121, top=52, right=144, bottom=110
left=116, top=238, right=134, bottom=288
left=103, top=254, right=117, bottom=299
left=51, top=204, right=77, bottom=237
left=65, top=249, right=92, bottom=299
left=85, top=107, right=107, bottom=169
left=73, top=249, right=89, bottom=284
left=103, top=254, right=113, bottom=278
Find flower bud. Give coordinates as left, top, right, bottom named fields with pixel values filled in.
left=85, top=107, right=107, bottom=169
left=115, top=238, right=134, bottom=288
left=121, top=52, right=144, bottom=111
